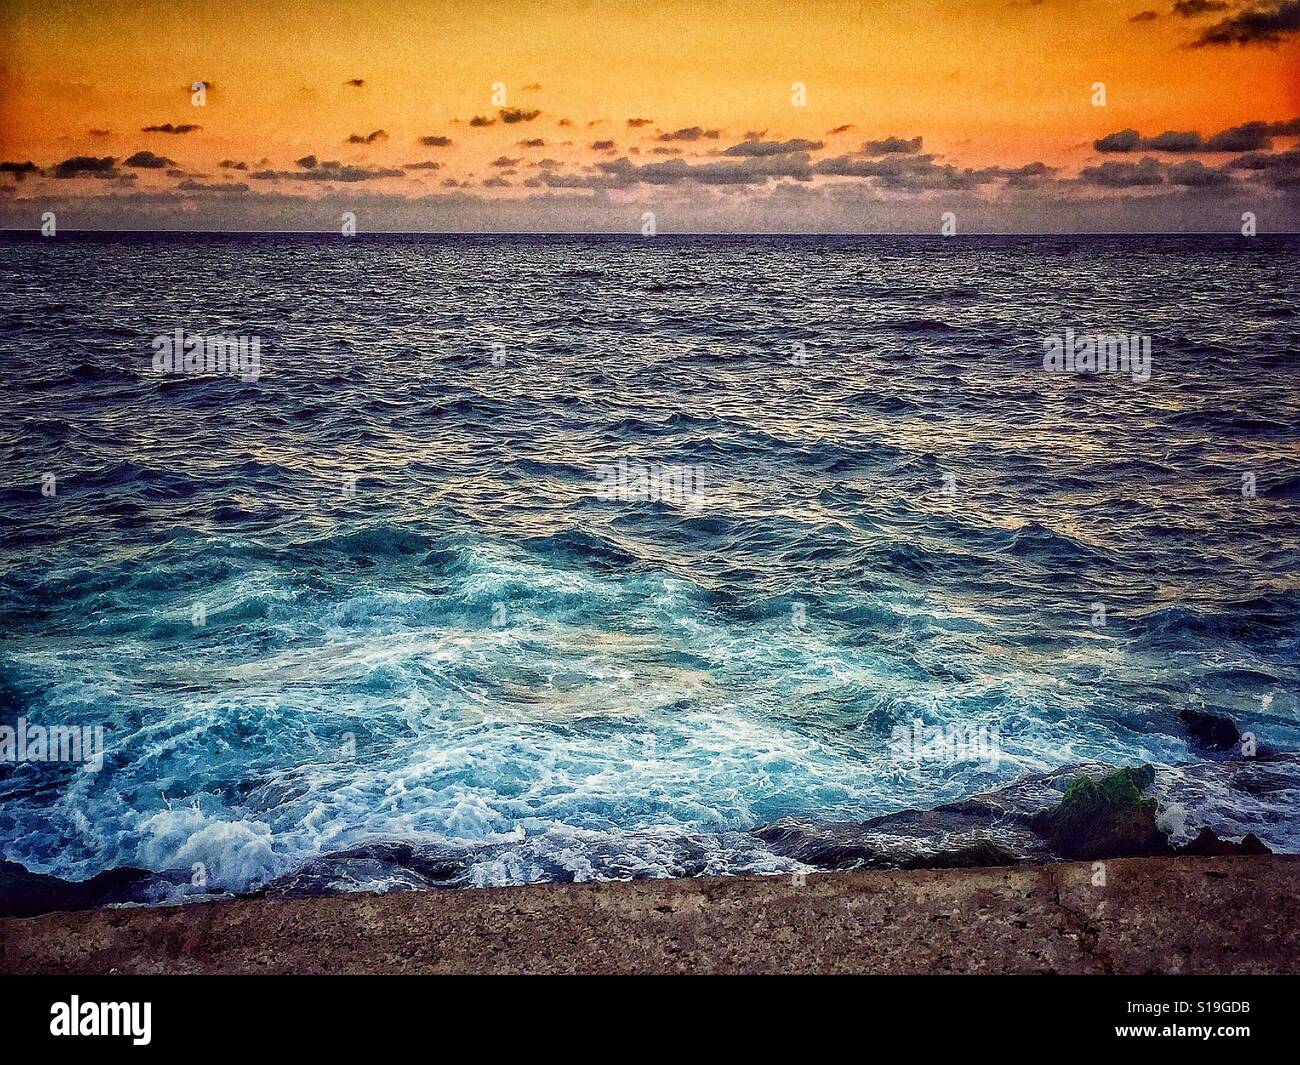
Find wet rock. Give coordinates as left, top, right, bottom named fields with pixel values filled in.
left=0, top=860, right=187, bottom=919
left=1179, top=706, right=1241, bottom=753
left=1175, top=827, right=1271, bottom=857
left=1029, top=765, right=1171, bottom=860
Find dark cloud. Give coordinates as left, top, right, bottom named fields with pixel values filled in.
left=345, top=78, right=365, bottom=87
left=123, top=150, right=174, bottom=168
left=219, top=159, right=249, bottom=170
left=418, top=135, right=453, bottom=147
left=627, top=118, right=655, bottom=128
left=0, top=161, right=41, bottom=181
left=590, top=139, right=616, bottom=151
left=1094, top=129, right=1142, bottom=152
left=826, top=124, right=856, bottom=135
left=1096, top=120, right=1292, bottom=153
left=499, top=108, right=542, bottom=124
left=253, top=158, right=404, bottom=182
left=1204, top=121, right=1274, bottom=151
left=539, top=151, right=815, bottom=189
left=346, top=130, right=388, bottom=144
left=861, top=136, right=923, bottom=155
left=1079, top=157, right=1165, bottom=186
left=522, top=83, right=542, bottom=92
left=656, top=126, right=722, bottom=142
left=88, top=128, right=112, bottom=138
left=815, top=151, right=1035, bottom=191
left=491, top=156, right=521, bottom=167
left=188, top=79, right=216, bottom=92
left=1228, top=147, right=1300, bottom=168
left=1173, top=0, right=1230, bottom=16
left=517, top=138, right=546, bottom=148
left=468, top=116, right=496, bottom=127
left=142, top=123, right=201, bottom=134
left=402, top=161, right=442, bottom=170
left=1166, top=159, right=1232, bottom=185
left=723, top=137, right=823, bottom=157
left=1130, top=9, right=1160, bottom=20
left=649, top=147, right=682, bottom=155
left=482, top=176, right=512, bottom=188
left=52, top=155, right=119, bottom=178
left=1001, top=161, right=1060, bottom=187
left=1192, top=0, right=1300, bottom=46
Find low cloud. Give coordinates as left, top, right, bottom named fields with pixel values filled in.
left=499, top=108, right=542, bottom=124
left=1166, top=159, right=1232, bottom=185
left=627, top=118, right=654, bottom=128
left=123, top=150, right=174, bottom=168
left=861, top=136, right=923, bottom=156
left=723, top=137, right=823, bottom=157
left=468, top=116, right=496, bottom=127
left=656, top=126, right=722, bottom=142
left=418, top=135, right=453, bottom=147
left=1095, top=119, right=1298, bottom=153
left=1173, top=0, right=1230, bottom=16
left=52, top=155, right=119, bottom=178
left=1079, top=157, right=1165, bottom=187
left=346, top=130, right=388, bottom=144
left=1, top=161, right=41, bottom=181
left=252, top=156, right=404, bottom=182
left=142, top=123, right=201, bottom=134
left=1192, top=0, right=1300, bottom=46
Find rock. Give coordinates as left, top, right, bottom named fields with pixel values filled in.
left=1175, top=827, right=1272, bottom=857
left=0, top=860, right=167, bottom=919
left=753, top=808, right=1046, bottom=870
left=1179, top=706, right=1241, bottom=753
left=1029, top=765, right=1172, bottom=860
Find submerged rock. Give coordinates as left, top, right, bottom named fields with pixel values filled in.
left=1179, top=706, right=1241, bottom=753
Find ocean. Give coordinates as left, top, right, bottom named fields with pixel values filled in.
left=1, top=232, right=1297, bottom=898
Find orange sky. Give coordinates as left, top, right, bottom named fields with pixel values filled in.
left=1, top=0, right=1297, bottom=230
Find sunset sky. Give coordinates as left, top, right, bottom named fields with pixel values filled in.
left=1, top=0, right=1298, bottom=231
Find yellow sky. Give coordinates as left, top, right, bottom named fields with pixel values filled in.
left=1, top=0, right=1298, bottom=232
left=2, top=0, right=1296, bottom=177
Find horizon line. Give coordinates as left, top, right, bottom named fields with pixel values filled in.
left=3, top=228, right=1298, bottom=237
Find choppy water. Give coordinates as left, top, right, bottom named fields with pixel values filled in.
left=1, top=233, right=1297, bottom=895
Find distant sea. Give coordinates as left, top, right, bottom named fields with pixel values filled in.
left=1, top=232, right=1297, bottom=897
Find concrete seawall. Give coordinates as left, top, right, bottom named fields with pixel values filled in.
left=3, top=855, right=1297, bottom=975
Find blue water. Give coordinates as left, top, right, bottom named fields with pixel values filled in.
left=1, top=233, right=1298, bottom=893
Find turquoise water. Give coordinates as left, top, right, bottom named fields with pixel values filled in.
left=1, top=233, right=1297, bottom=892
